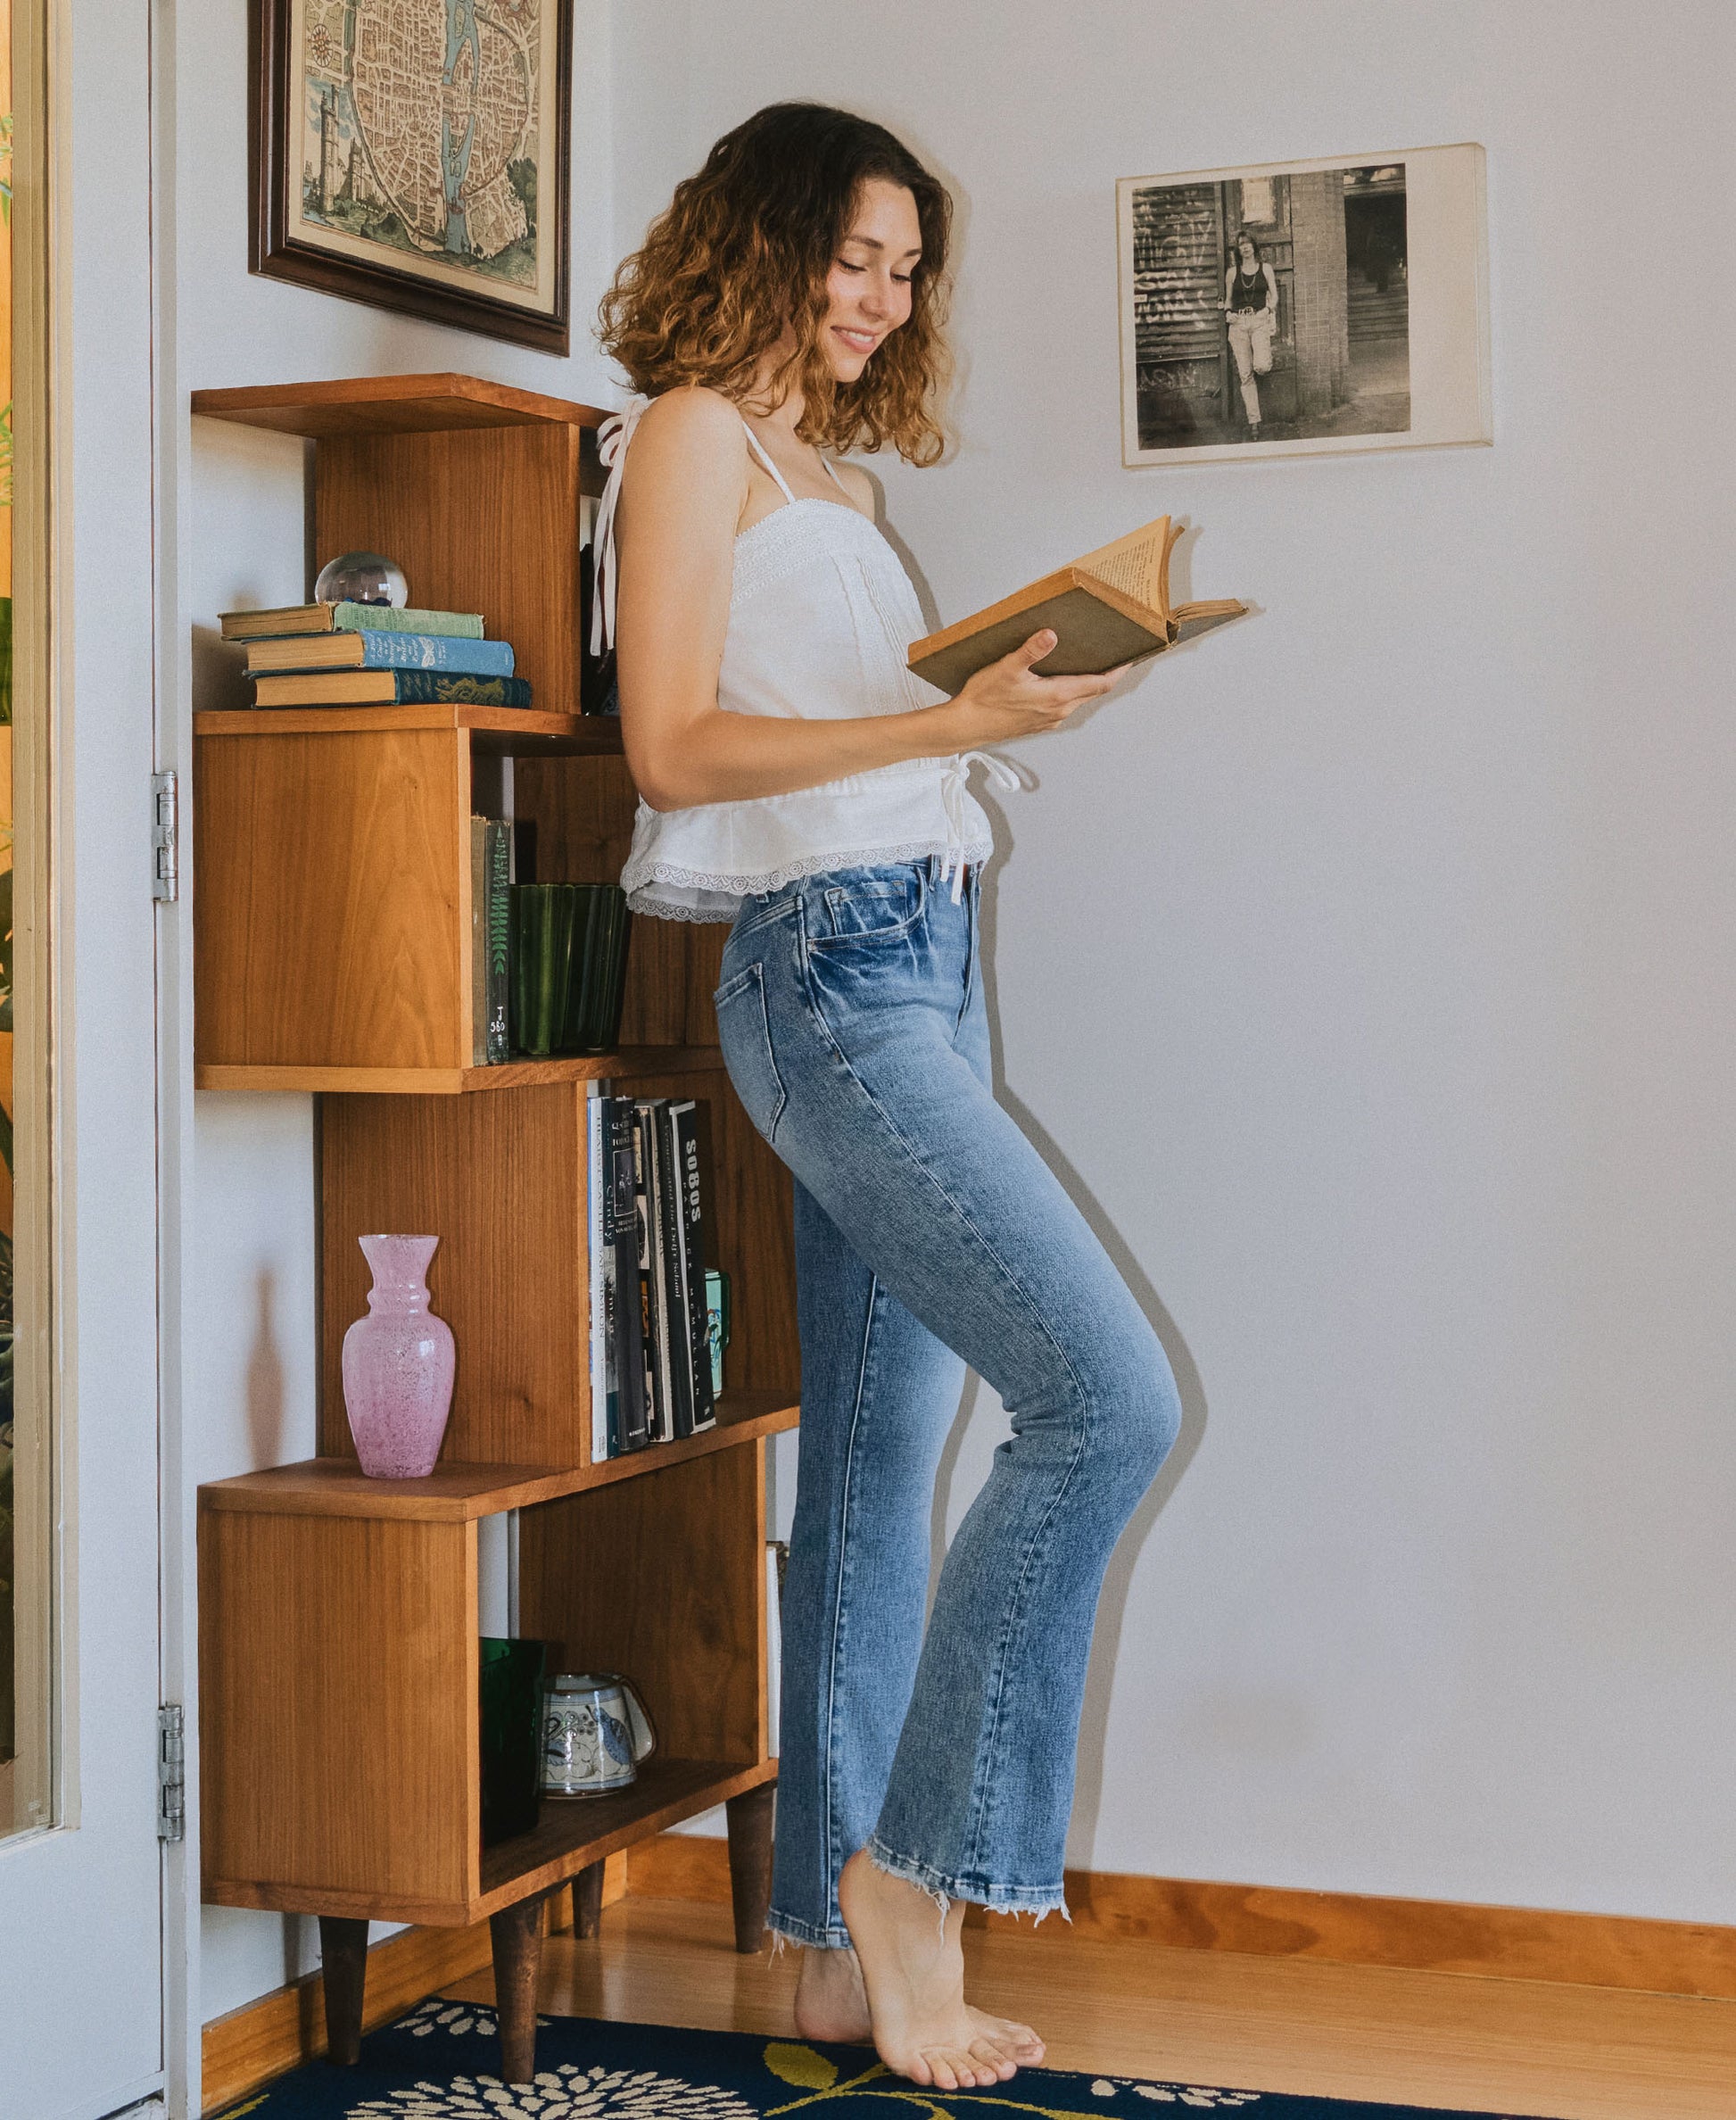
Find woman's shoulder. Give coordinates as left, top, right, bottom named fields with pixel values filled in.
left=628, top=386, right=752, bottom=483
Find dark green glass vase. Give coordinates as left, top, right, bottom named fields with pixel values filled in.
left=560, top=885, right=632, bottom=1055
left=508, top=885, right=578, bottom=1057
left=478, top=1636, right=548, bottom=1846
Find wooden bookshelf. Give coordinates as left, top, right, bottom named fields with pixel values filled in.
left=200, top=1445, right=781, bottom=1929
left=199, top=1395, right=801, bottom=1523
left=193, top=702, right=624, bottom=752
left=193, top=376, right=796, bottom=2083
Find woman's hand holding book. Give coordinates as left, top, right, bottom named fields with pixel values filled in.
left=936, top=629, right=1131, bottom=747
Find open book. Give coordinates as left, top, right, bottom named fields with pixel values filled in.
left=906, top=518, right=1246, bottom=698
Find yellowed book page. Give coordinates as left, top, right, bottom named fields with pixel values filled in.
left=1172, top=598, right=1249, bottom=643
left=1071, top=517, right=1173, bottom=621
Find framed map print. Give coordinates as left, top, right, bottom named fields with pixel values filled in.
left=252, top=0, right=573, bottom=353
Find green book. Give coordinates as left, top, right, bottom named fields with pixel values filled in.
left=485, top=820, right=511, bottom=1064
left=219, top=601, right=485, bottom=642
left=469, top=818, right=490, bottom=1066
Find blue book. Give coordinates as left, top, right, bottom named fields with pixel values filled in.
left=246, top=632, right=516, bottom=677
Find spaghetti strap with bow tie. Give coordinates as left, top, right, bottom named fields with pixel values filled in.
left=590, top=392, right=652, bottom=659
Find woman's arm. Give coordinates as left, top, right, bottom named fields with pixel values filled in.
left=613, top=388, right=1123, bottom=812
left=1224, top=266, right=1236, bottom=309
left=1262, top=263, right=1278, bottom=314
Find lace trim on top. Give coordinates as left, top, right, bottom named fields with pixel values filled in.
left=729, top=498, right=889, bottom=607
left=624, top=828, right=996, bottom=923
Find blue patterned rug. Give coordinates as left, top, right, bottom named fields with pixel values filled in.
left=215, top=1999, right=1546, bottom=2120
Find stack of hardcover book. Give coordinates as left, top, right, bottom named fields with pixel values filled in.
left=219, top=600, right=533, bottom=709
left=587, top=1094, right=719, bottom=1460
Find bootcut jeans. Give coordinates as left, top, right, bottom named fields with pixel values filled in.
left=714, top=856, right=1181, bottom=1946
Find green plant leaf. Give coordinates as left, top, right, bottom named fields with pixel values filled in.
left=764, top=2043, right=840, bottom=2090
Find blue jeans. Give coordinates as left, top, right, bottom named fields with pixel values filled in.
left=714, top=857, right=1180, bottom=1946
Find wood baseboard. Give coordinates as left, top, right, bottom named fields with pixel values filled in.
left=624, top=1834, right=1736, bottom=2004
left=203, top=1832, right=1736, bottom=2115
left=201, top=1851, right=628, bottom=2115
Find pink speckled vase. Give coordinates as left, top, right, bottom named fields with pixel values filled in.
left=342, top=1235, right=456, bottom=1479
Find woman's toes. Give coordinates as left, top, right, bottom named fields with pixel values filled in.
left=921, top=2050, right=961, bottom=2092
left=970, top=2037, right=1017, bottom=2081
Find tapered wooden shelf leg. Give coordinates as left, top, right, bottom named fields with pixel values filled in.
left=490, top=1892, right=550, bottom=2083
left=724, top=1782, right=776, bottom=1954
left=572, top=1859, right=606, bottom=1939
left=318, top=1916, right=370, bottom=2067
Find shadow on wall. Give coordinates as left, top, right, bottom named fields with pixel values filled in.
left=873, top=463, right=1207, bottom=1862
left=925, top=799, right=1209, bottom=1865
left=247, top=1266, right=287, bottom=1467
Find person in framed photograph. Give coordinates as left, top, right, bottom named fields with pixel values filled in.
left=591, top=101, right=1178, bottom=2095
left=1225, top=228, right=1280, bottom=436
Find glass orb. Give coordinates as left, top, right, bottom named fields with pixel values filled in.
left=314, top=550, right=409, bottom=608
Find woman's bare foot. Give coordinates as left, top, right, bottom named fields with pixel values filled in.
left=837, top=1849, right=1046, bottom=2090
left=793, top=1943, right=872, bottom=2044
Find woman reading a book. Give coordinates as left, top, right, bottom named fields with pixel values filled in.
left=594, top=102, right=1180, bottom=2093
left=1224, top=228, right=1279, bottom=436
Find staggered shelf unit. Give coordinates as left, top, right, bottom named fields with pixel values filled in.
left=192, top=374, right=798, bottom=2083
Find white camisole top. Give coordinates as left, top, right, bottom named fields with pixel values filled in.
left=591, top=393, right=1019, bottom=923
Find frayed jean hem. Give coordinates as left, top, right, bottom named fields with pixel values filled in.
left=864, top=1834, right=1071, bottom=1925
left=767, top=1907, right=854, bottom=1950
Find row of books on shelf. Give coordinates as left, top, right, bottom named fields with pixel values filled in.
left=587, top=1093, right=726, bottom=1461
left=219, top=600, right=534, bottom=708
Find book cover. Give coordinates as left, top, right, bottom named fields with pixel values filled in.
left=219, top=601, right=485, bottom=641
left=606, top=1097, right=649, bottom=1453
left=630, top=1103, right=666, bottom=1445
left=244, top=632, right=516, bottom=676
left=587, top=1094, right=610, bottom=1464
left=656, top=1103, right=697, bottom=1441
left=469, top=816, right=489, bottom=1066
left=484, top=820, right=510, bottom=1064
left=640, top=1098, right=681, bottom=1444
left=601, top=1273, right=622, bottom=1459
left=906, top=517, right=1244, bottom=697
left=705, top=1269, right=729, bottom=1398
left=250, top=670, right=534, bottom=708
left=671, top=1099, right=717, bottom=1432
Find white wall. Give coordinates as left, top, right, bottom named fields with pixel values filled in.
left=614, top=0, right=1736, bottom=1924
left=178, top=0, right=623, bottom=2024
left=188, top=0, right=1736, bottom=2026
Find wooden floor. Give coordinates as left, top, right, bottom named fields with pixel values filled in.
left=443, top=1893, right=1736, bottom=2120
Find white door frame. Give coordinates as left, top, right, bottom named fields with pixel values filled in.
left=151, top=0, right=203, bottom=2102
left=0, top=4, right=172, bottom=2115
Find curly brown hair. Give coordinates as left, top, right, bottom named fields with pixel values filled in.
left=599, top=103, right=953, bottom=465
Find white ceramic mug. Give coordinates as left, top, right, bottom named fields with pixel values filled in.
left=541, top=1672, right=657, bottom=1798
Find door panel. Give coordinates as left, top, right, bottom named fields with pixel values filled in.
left=0, top=4, right=165, bottom=2114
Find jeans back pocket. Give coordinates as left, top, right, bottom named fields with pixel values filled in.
left=713, top=961, right=787, bottom=1145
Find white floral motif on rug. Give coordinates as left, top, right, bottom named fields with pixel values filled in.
left=1088, top=2082, right=1261, bottom=2108
left=350, top=2003, right=762, bottom=2120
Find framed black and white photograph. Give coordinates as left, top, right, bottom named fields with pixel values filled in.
left=251, top=0, right=573, bottom=354
left=1117, top=144, right=1489, bottom=467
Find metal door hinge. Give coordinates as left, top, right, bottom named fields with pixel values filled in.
left=152, top=770, right=178, bottom=902
left=157, top=1702, right=186, bottom=1842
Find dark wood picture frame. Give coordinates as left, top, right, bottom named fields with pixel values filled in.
left=250, top=0, right=573, bottom=356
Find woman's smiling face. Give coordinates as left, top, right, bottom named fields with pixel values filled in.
left=819, top=178, right=922, bottom=382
